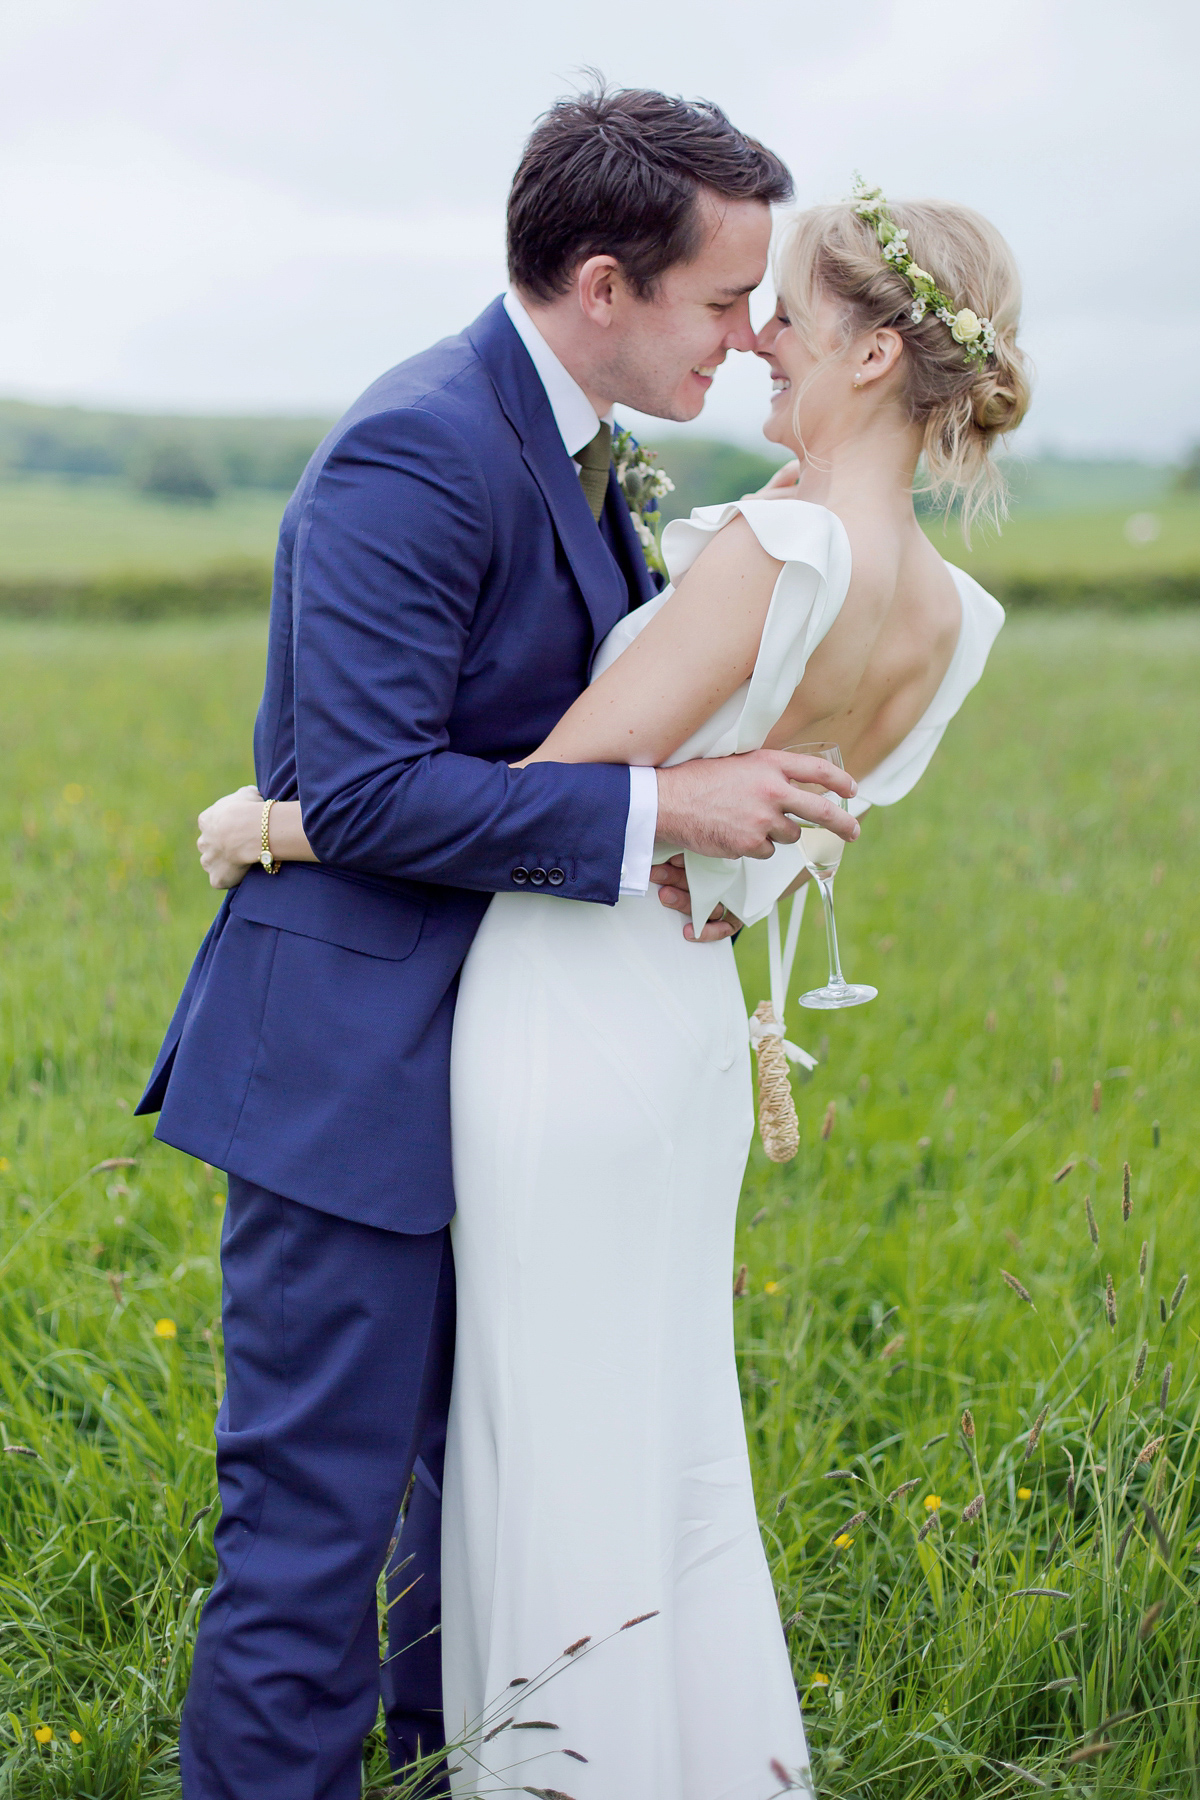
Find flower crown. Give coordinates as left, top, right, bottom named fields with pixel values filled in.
left=847, top=174, right=996, bottom=369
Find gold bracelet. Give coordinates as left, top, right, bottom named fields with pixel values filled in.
left=260, top=798, right=280, bottom=875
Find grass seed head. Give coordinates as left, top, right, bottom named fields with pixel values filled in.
left=1092, top=1079, right=1102, bottom=1113
left=1136, top=1434, right=1165, bottom=1466
left=1085, top=1194, right=1099, bottom=1248
left=733, top=1264, right=748, bottom=1298
left=1170, top=1272, right=1188, bottom=1314
left=1132, top=1339, right=1148, bottom=1385
left=1122, top=1161, right=1132, bottom=1221
left=1001, top=1268, right=1033, bottom=1305
left=1069, top=1742, right=1115, bottom=1763
left=1024, top=1404, right=1050, bottom=1461
left=821, top=1100, right=836, bottom=1140
left=887, top=1478, right=921, bottom=1503
left=1139, top=1240, right=1148, bottom=1285
left=961, top=1493, right=985, bottom=1523
left=1142, top=1500, right=1171, bottom=1562
left=1105, top=1272, right=1117, bottom=1329
left=1160, top=1362, right=1172, bottom=1410
left=1138, top=1599, right=1166, bottom=1639
left=916, top=1510, right=940, bottom=1542
left=1116, top=1518, right=1136, bottom=1566
left=1160, top=1295, right=1168, bottom=1324
left=961, top=1407, right=975, bottom=1439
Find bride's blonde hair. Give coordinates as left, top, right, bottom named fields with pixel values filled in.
left=775, top=198, right=1032, bottom=538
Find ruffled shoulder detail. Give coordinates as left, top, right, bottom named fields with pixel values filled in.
left=662, top=498, right=852, bottom=594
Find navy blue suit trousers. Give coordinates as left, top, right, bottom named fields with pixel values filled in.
left=180, top=1179, right=454, bottom=1800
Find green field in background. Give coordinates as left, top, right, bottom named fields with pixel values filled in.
left=931, top=493, right=1200, bottom=582
left=2, top=467, right=1198, bottom=591
left=0, top=613, right=1196, bottom=1794
left=0, top=477, right=285, bottom=580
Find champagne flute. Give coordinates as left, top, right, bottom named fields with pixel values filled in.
left=786, top=741, right=877, bottom=1010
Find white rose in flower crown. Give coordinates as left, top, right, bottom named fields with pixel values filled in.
left=950, top=308, right=982, bottom=344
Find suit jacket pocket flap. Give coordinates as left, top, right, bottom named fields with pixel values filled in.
left=229, top=866, right=424, bottom=961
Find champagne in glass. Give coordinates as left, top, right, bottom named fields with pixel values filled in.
left=786, top=741, right=877, bottom=1011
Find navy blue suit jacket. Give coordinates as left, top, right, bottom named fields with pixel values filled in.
left=137, top=297, right=656, bottom=1232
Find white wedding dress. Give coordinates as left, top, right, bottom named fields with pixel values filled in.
left=442, top=501, right=1003, bottom=1799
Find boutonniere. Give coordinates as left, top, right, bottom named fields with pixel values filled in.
left=613, top=428, right=674, bottom=579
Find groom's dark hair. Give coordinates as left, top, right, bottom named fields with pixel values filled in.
left=508, top=81, right=793, bottom=301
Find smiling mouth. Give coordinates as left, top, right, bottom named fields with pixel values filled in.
left=770, top=375, right=791, bottom=396
left=693, top=365, right=719, bottom=379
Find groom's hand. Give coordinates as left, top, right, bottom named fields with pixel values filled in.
left=655, top=750, right=858, bottom=863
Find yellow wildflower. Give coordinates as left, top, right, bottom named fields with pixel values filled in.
left=923, top=1495, right=942, bottom=1511
left=0, top=1158, right=8, bottom=1171
left=34, top=1725, right=53, bottom=1744
left=764, top=1280, right=782, bottom=1295
left=70, top=1730, right=83, bottom=1745
left=810, top=1672, right=830, bottom=1687
left=833, top=1533, right=854, bottom=1548
left=153, top=1319, right=177, bottom=1340
left=1017, top=1487, right=1032, bottom=1501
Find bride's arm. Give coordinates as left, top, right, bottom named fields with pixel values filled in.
left=197, top=787, right=315, bottom=889
left=521, top=516, right=782, bottom=768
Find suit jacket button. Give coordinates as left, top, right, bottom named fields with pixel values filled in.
left=512, top=866, right=530, bottom=885
left=547, top=867, right=565, bottom=886
left=529, top=867, right=547, bottom=886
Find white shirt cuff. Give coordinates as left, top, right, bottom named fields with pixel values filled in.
left=618, top=765, right=659, bottom=896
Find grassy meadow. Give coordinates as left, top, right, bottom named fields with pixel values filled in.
left=2, top=459, right=1199, bottom=596
left=0, top=608, right=1196, bottom=1797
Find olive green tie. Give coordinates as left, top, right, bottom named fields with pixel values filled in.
left=576, top=422, right=613, bottom=523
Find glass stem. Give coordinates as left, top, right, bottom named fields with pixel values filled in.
left=818, top=874, right=847, bottom=990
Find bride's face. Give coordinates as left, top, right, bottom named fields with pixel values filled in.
left=754, top=289, right=852, bottom=449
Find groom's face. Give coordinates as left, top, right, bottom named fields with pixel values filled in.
left=604, top=193, right=772, bottom=422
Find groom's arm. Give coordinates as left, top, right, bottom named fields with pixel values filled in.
left=291, top=407, right=631, bottom=902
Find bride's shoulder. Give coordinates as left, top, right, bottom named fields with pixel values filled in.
left=666, top=497, right=852, bottom=589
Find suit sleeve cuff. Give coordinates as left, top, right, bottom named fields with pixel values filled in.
left=618, top=765, right=659, bottom=897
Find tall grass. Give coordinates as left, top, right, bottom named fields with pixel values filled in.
left=0, top=615, right=1196, bottom=1796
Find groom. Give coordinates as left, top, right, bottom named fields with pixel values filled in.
left=138, top=83, right=852, bottom=1799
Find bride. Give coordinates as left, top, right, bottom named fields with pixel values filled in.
left=197, top=184, right=1029, bottom=1796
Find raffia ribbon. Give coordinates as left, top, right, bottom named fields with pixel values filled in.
left=752, top=1001, right=800, bottom=1162
left=747, top=888, right=818, bottom=1164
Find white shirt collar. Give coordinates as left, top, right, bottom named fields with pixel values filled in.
left=503, top=288, right=613, bottom=460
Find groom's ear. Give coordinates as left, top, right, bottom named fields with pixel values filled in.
left=576, top=254, right=624, bottom=331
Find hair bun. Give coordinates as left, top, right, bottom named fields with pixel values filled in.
left=973, top=374, right=1021, bottom=433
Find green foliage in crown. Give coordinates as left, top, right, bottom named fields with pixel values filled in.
left=848, top=174, right=997, bottom=370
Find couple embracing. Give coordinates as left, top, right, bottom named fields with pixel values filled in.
left=138, top=83, right=1029, bottom=1800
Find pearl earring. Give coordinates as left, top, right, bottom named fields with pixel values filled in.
left=853, top=373, right=863, bottom=388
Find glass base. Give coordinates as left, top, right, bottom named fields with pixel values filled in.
left=799, top=982, right=878, bottom=1010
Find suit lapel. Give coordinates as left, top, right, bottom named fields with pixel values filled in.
left=468, top=299, right=630, bottom=649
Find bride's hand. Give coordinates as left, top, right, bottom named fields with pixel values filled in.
left=651, top=856, right=742, bottom=942
left=747, top=459, right=801, bottom=500
left=198, top=785, right=265, bottom=889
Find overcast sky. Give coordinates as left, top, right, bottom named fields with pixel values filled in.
left=2, top=0, right=1197, bottom=456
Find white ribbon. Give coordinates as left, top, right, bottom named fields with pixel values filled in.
left=747, top=885, right=818, bottom=1069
